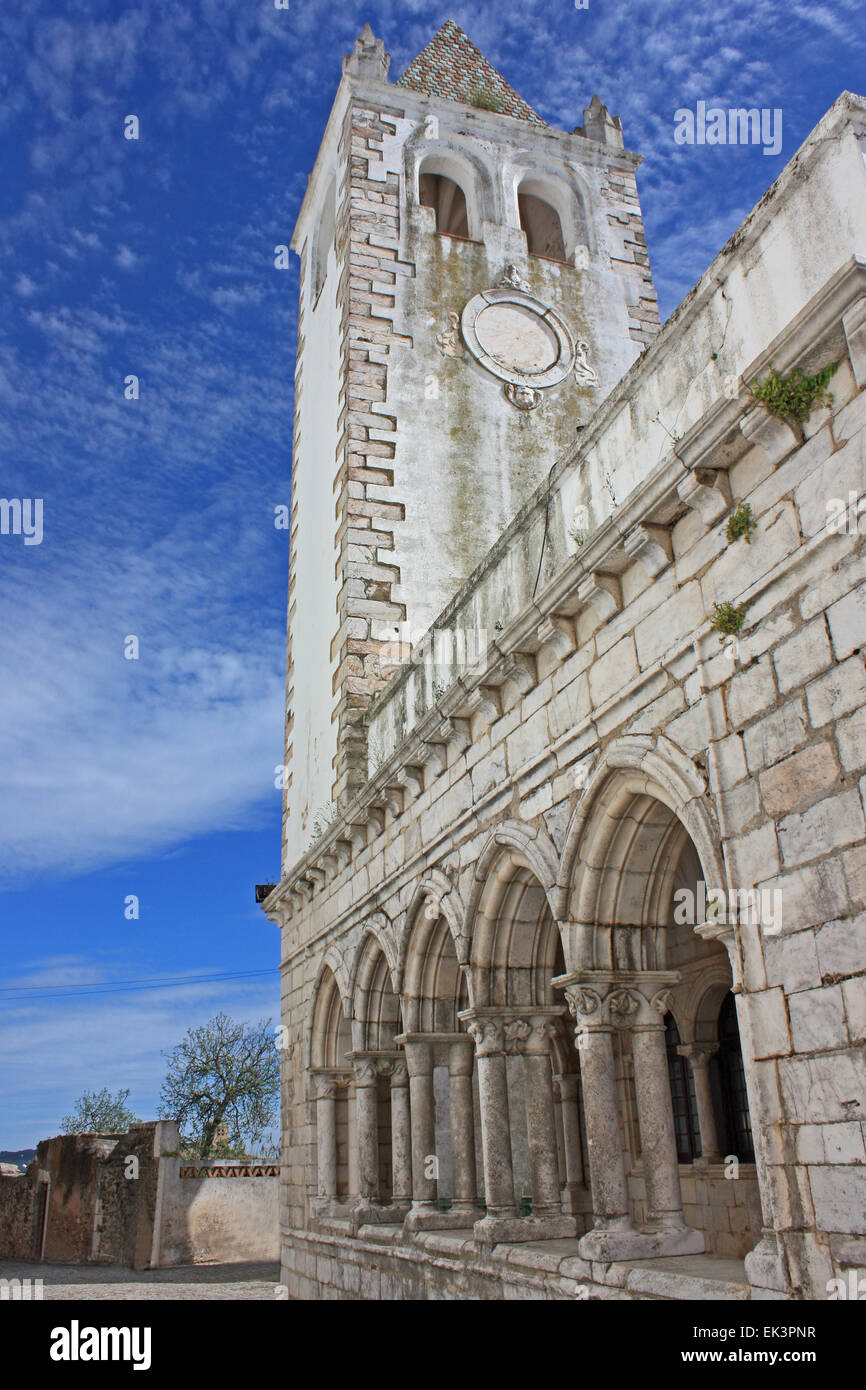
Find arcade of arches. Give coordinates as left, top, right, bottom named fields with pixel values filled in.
left=307, top=781, right=761, bottom=1263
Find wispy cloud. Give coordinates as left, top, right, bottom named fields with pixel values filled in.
left=0, top=955, right=280, bottom=1148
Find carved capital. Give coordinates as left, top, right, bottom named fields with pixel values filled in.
left=676, top=1042, right=719, bottom=1071
left=466, top=1018, right=505, bottom=1057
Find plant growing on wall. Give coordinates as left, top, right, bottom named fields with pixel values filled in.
left=749, top=362, right=837, bottom=422
left=468, top=84, right=502, bottom=112
left=726, top=502, right=757, bottom=544
left=710, top=600, right=748, bottom=640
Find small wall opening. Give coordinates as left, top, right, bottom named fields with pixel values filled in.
left=419, top=172, right=472, bottom=239
left=518, top=191, right=566, bottom=262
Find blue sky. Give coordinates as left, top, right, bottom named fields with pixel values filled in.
left=0, top=0, right=861, bottom=1149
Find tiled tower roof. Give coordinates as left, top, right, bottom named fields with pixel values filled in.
left=396, top=19, right=545, bottom=125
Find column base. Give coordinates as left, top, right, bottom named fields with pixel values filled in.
left=350, top=1200, right=410, bottom=1230
left=744, top=1231, right=790, bottom=1294
left=473, top=1213, right=578, bottom=1245
left=404, top=1206, right=481, bottom=1233
left=561, top=1182, right=593, bottom=1215
left=579, top=1221, right=705, bottom=1262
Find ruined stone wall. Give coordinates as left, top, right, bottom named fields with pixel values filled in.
left=0, top=1170, right=37, bottom=1260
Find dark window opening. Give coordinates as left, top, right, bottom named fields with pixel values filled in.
left=713, top=993, right=755, bottom=1163
left=419, top=173, right=472, bottom=239
left=518, top=192, right=567, bottom=262
left=665, top=1013, right=701, bottom=1163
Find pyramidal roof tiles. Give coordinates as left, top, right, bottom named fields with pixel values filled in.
left=397, top=19, right=545, bottom=125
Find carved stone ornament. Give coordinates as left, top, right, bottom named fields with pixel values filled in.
left=565, top=987, right=601, bottom=1019
left=498, top=263, right=531, bottom=293
left=505, top=383, right=543, bottom=411
left=389, top=1060, right=409, bottom=1086
left=460, top=281, right=577, bottom=401
left=608, top=989, right=641, bottom=1020
left=651, top=988, right=674, bottom=1016
left=503, top=1018, right=532, bottom=1053
left=573, top=337, right=599, bottom=387
left=436, top=310, right=465, bottom=359
left=466, top=1018, right=505, bottom=1056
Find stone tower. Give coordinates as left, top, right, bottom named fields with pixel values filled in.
left=283, top=19, right=659, bottom=867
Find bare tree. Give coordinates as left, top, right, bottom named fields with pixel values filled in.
left=60, top=1087, right=138, bottom=1134
left=158, top=1013, right=280, bottom=1158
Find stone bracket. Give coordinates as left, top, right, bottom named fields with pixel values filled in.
left=739, top=404, right=801, bottom=466
left=623, top=522, right=673, bottom=577
left=535, top=614, right=576, bottom=661
left=577, top=570, right=622, bottom=623
left=842, top=296, right=866, bottom=389
left=676, top=467, right=732, bottom=526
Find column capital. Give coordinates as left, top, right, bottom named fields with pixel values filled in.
left=310, top=1067, right=352, bottom=1099
left=459, top=1006, right=564, bottom=1056
left=388, top=1059, right=409, bottom=1087
left=394, top=1036, right=433, bottom=1077
left=555, top=970, right=680, bottom=1032
left=676, top=1041, right=720, bottom=1069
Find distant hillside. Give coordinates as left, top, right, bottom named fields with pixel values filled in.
left=0, top=1149, right=36, bottom=1171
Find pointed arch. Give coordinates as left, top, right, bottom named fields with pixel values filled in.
left=308, top=961, right=352, bottom=1069
left=351, top=928, right=402, bottom=1051
left=400, top=871, right=469, bottom=1032
left=465, top=821, right=565, bottom=1010
left=555, top=735, right=724, bottom=923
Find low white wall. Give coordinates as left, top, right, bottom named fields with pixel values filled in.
left=154, top=1155, right=279, bottom=1267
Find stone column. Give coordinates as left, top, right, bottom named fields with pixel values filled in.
left=389, top=1059, right=413, bottom=1204
left=521, top=1017, right=564, bottom=1219
left=352, top=1057, right=380, bottom=1204
left=314, top=1073, right=338, bottom=1200
left=566, top=990, right=633, bottom=1240
left=560, top=971, right=705, bottom=1259
left=448, top=1037, right=478, bottom=1216
left=556, top=1072, right=585, bottom=1195
left=403, top=1040, right=437, bottom=1214
left=631, top=1020, right=688, bottom=1231
left=465, top=1018, right=518, bottom=1220
left=677, top=1042, right=721, bottom=1162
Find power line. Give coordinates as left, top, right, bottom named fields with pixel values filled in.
left=0, top=967, right=279, bottom=1002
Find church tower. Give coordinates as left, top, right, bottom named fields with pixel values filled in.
left=283, top=20, right=659, bottom=868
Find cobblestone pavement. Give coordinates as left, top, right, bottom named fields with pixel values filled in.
left=0, top=1259, right=282, bottom=1300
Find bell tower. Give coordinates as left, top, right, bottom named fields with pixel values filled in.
left=283, top=20, right=659, bottom=869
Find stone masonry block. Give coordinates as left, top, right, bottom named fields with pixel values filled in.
left=806, top=656, right=866, bottom=728
left=727, top=659, right=776, bottom=731
left=788, top=984, right=847, bottom=1053
left=758, top=741, right=839, bottom=818
left=772, top=618, right=833, bottom=695
left=778, top=789, right=866, bottom=868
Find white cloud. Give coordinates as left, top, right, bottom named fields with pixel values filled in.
left=0, top=955, right=280, bottom=1148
